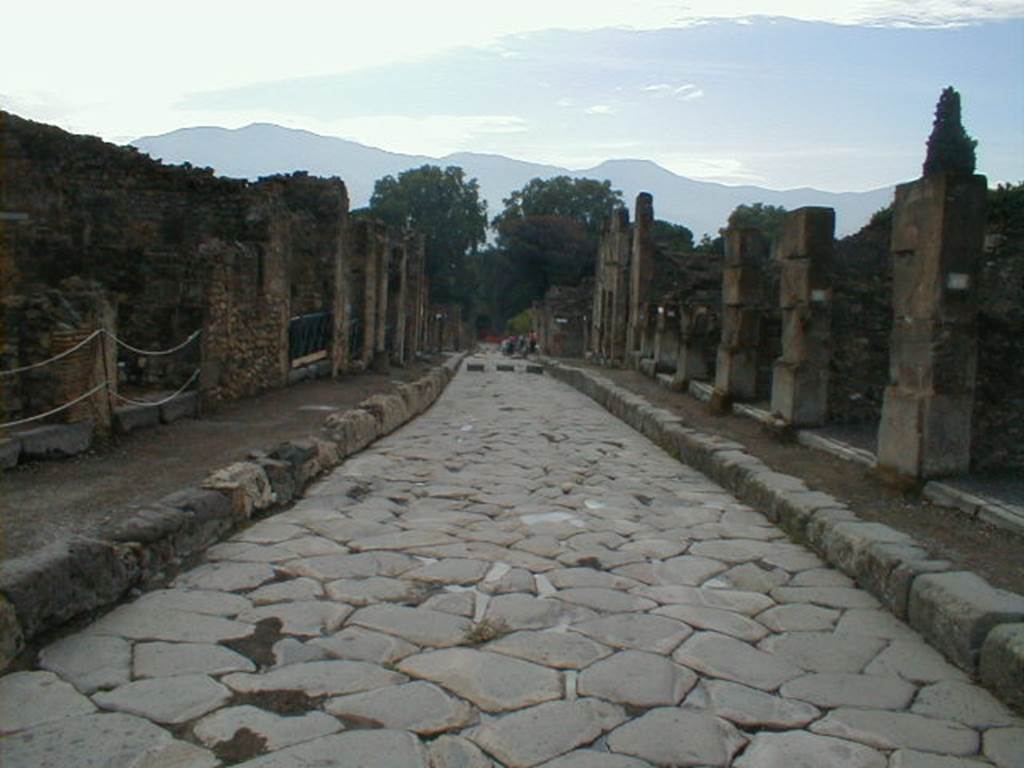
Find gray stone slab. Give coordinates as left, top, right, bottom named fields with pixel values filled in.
left=577, top=650, right=696, bottom=707
left=983, top=727, right=1024, bottom=768
left=237, top=601, right=352, bottom=636
left=325, top=576, right=425, bottom=605
left=981, top=622, right=1024, bottom=711
left=0, top=437, right=21, bottom=469
left=233, top=730, right=428, bottom=768
left=756, top=603, right=840, bottom=632
left=0, top=671, right=96, bottom=734
left=38, top=634, right=131, bottom=693
left=908, top=571, right=1024, bottom=672
left=889, top=751, right=991, bottom=768
left=780, top=673, right=916, bottom=710
left=17, top=420, right=94, bottom=459
left=545, top=567, right=644, bottom=591
left=758, top=632, right=887, bottom=673
left=554, top=587, right=656, bottom=613
left=287, top=551, right=417, bottom=580
left=469, top=698, right=627, bottom=767
left=172, top=561, right=278, bottom=592
left=674, top=632, right=804, bottom=691
left=734, top=731, right=886, bottom=768
left=770, top=585, right=881, bottom=609
left=405, top=558, right=491, bottom=584
left=113, top=404, right=161, bottom=434
left=540, top=753, right=651, bottom=768
left=133, top=641, right=255, bottom=678
left=810, top=708, right=979, bottom=755
left=133, top=588, right=253, bottom=616
left=326, top=681, right=475, bottom=735
left=0, top=712, right=218, bottom=768
left=864, top=639, right=971, bottom=684
left=427, top=735, right=494, bottom=768
left=570, top=613, right=692, bottom=654
left=223, top=660, right=405, bottom=696
left=653, top=604, right=769, bottom=643
left=398, top=647, right=561, bottom=712
left=703, top=679, right=821, bottom=729
left=84, top=603, right=254, bottom=643
left=298, top=623, right=400, bottom=666
left=249, top=577, right=325, bottom=604
left=350, top=604, right=473, bottom=647
left=485, top=629, right=613, bottom=669
left=606, top=707, right=746, bottom=767
left=636, top=585, right=774, bottom=616
left=194, top=704, right=341, bottom=751
left=91, top=674, right=231, bottom=724
left=911, top=680, right=1020, bottom=728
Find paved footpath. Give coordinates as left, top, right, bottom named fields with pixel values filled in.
left=2, top=354, right=1021, bottom=767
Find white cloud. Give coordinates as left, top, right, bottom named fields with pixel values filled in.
left=643, top=83, right=704, bottom=101
left=556, top=97, right=575, bottom=108
left=584, top=104, right=617, bottom=115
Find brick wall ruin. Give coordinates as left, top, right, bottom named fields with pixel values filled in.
left=0, top=112, right=430, bottom=438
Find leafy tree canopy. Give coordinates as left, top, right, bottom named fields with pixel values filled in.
left=651, top=219, right=695, bottom=254
left=369, top=165, right=487, bottom=310
left=493, top=176, right=623, bottom=237
left=923, top=86, right=977, bottom=176
left=725, top=202, right=788, bottom=240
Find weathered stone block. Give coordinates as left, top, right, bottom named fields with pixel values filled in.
left=780, top=306, right=830, bottom=366
left=715, top=347, right=758, bottom=401
left=724, top=227, right=769, bottom=267
left=908, top=571, right=1024, bottom=673
left=774, top=206, right=835, bottom=262
left=256, top=457, right=298, bottom=506
left=202, top=462, right=274, bottom=519
left=0, top=438, right=21, bottom=469
left=888, top=319, right=977, bottom=394
left=0, top=594, right=24, bottom=670
left=980, top=623, right=1024, bottom=710
left=857, top=542, right=949, bottom=618
left=721, top=307, right=762, bottom=347
left=779, top=259, right=831, bottom=309
left=771, top=361, right=828, bottom=426
left=113, top=404, right=160, bottom=435
left=774, top=492, right=848, bottom=541
left=160, top=391, right=199, bottom=424
left=878, top=388, right=973, bottom=479
left=722, top=266, right=764, bottom=306
left=467, top=363, right=485, bottom=372
left=17, top=421, right=94, bottom=460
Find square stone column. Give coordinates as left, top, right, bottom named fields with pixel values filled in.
left=714, top=227, right=768, bottom=401
left=370, top=222, right=390, bottom=372
left=771, top=207, right=835, bottom=426
left=627, top=193, right=655, bottom=363
left=672, top=306, right=710, bottom=388
left=878, top=172, right=986, bottom=479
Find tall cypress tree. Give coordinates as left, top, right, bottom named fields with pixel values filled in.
left=923, top=87, right=978, bottom=176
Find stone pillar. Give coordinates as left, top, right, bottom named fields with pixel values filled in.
left=878, top=172, right=986, bottom=479
left=329, top=204, right=350, bottom=377
left=771, top=207, right=835, bottom=426
left=714, top=227, right=768, bottom=402
left=627, top=193, right=655, bottom=365
left=371, top=223, right=390, bottom=372
left=390, top=239, right=408, bottom=365
left=403, top=234, right=425, bottom=361
left=608, top=208, right=631, bottom=364
left=345, top=221, right=376, bottom=368
left=672, top=306, right=710, bottom=388
left=655, top=304, right=681, bottom=375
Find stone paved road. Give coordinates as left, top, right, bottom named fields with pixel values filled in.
left=2, top=353, right=1022, bottom=767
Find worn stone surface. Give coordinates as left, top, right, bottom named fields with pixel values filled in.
left=984, top=727, right=1024, bottom=768
left=810, top=708, right=979, bottom=755
left=0, top=671, right=96, bottom=734
left=234, top=730, right=428, bottom=767
left=606, top=707, right=746, bottom=767
left=133, top=641, right=255, bottom=678
left=980, top=622, right=1024, bottom=711
left=577, top=650, right=695, bottom=707
left=674, top=632, right=804, bottom=691
left=326, top=681, right=475, bottom=735
left=91, top=674, right=231, bottom=724
left=703, top=679, right=822, bottom=729
left=38, top=634, right=131, bottom=693
left=735, top=731, right=886, bottom=768
left=486, top=630, right=613, bottom=669
left=781, top=673, right=916, bottom=710
left=223, top=660, right=404, bottom=696
left=193, top=705, right=341, bottom=750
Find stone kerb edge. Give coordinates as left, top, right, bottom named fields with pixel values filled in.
left=0, top=354, right=465, bottom=670
left=543, top=358, right=1024, bottom=709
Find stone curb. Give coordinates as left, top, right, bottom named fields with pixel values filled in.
left=0, top=354, right=465, bottom=670
left=542, top=358, right=1024, bottom=709
left=923, top=481, right=1024, bottom=536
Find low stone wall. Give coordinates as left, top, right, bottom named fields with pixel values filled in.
left=544, top=358, right=1024, bottom=709
left=0, top=355, right=464, bottom=670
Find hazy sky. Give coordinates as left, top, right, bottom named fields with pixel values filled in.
left=4, top=1, right=1023, bottom=190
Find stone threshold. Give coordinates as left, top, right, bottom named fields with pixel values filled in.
left=544, top=358, right=1024, bottom=711
left=0, top=354, right=467, bottom=671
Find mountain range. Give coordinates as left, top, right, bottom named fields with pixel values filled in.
left=131, top=123, right=894, bottom=238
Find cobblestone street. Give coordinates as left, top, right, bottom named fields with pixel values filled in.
left=2, top=354, right=1021, bottom=767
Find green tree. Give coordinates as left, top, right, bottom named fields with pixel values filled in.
left=923, top=87, right=977, bottom=176
left=492, top=176, right=623, bottom=237
left=724, top=202, right=788, bottom=240
left=651, top=220, right=695, bottom=253
left=369, top=165, right=487, bottom=310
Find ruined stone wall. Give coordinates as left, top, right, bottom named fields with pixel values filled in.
left=537, top=281, right=592, bottom=358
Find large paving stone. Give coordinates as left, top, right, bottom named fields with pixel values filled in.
left=485, top=629, right=613, bottom=669
left=864, top=640, right=970, bottom=684
left=810, top=708, right=980, bottom=755
left=770, top=586, right=881, bottom=609
left=405, top=558, right=491, bottom=584
left=288, top=551, right=417, bottom=580
left=132, top=587, right=253, bottom=615
left=908, top=571, right=1024, bottom=672
left=133, top=641, right=255, bottom=678
left=0, top=712, right=218, bottom=768
left=310, top=626, right=419, bottom=664
left=653, top=604, right=769, bottom=642
left=484, top=594, right=586, bottom=630
left=193, top=705, right=341, bottom=750
left=734, top=731, right=887, bottom=768
left=91, top=674, right=231, bottom=724
left=84, top=603, right=254, bottom=643
left=325, top=576, right=425, bottom=604
left=237, top=600, right=352, bottom=636
left=427, top=735, right=494, bottom=768
left=675, top=632, right=803, bottom=691
left=980, top=623, right=1024, bottom=711
left=233, top=730, right=428, bottom=767
left=577, top=650, right=696, bottom=707
left=326, top=681, right=475, bottom=735
left=910, top=680, right=1020, bottom=727
left=983, top=727, right=1024, bottom=768
left=349, top=530, right=456, bottom=551
left=758, top=632, right=887, bottom=673
left=756, top=603, right=839, bottom=632
left=834, top=608, right=922, bottom=641
left=469, top=698, right=626, bottom=767
left=606, top=707, right=746, bottom=767
left=540, top=753, right=651, bottom=767
left=702, top=679, right=821, bottom=729
left=398, top=648, right=562, bottom=712
left=636, top=585, right=774, bottom=616
left=350, top=603, right=473, bottom=646
left=649, top=555, right=728, bottom=586
left=780, top=673, right=916, bottom=710
left=173, top=561, right=279, bottom=592
left=38, top=634, right=131, bottom=693
left=0, top=671, right=96, bottom=734
left=569, top=613, right=692, bottom=653
left=248, top=577, right=325, bottom=604
left=889, top=751, right=993, bottom=768
left=553, top=587, right=656, bottom=613
left=223, top=660, right=405, bottom=696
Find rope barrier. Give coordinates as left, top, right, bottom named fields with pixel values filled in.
left=106, top=369, right=201, bottom=408
left=106, top=329, right=201, bottom=357
left=0, top=329, right=201, bottom=378
left=0, top=381, right=109, bottom=430
left=0, top=330, right=103, bottom=377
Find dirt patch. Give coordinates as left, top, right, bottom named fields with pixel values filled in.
left=212, top=728, right=269, bottom=765
left=0, top=361, right=438, bottom=563
left=573, top=362, right=1024, bottom=595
